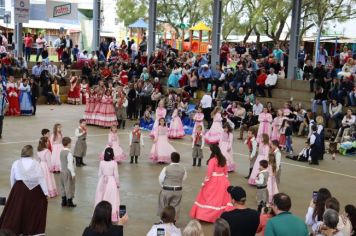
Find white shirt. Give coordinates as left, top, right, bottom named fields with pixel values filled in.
left=265, top=73, right=278, bottom=86
left=47, top=64, right=58, bottom=76
left=192, top=133, right=205, bottom=149
left=10, top=158, right=48, bottom=196
left=274, top=148, right=281, bottom=172
left=158, top=163, right=187, bottom=187
left=61, top=148, right=76, bottom=177
left=131, top=43, right=138, bottom=52
left=255, top=169, right=268, bottom=185
left=253, top=103, right=263, bottom=116
left=75, top=127, right=86, bottom=138
left=245, top=136, right=258, bottom=158
left=200, top=94, right=212, bottom=108
left=341, top=115, right=355, bottom=126
left=109, top=41, right=119, bottom=51
left=129, top=132, right=144, bottom=146
left=66, top=38, right=71, bottom=48
left=146, top=223, right=182, bottom=236
left=310, top=132, right=317, bottom=145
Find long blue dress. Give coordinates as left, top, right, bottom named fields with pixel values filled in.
left=19, top=83, right=32, bottom=115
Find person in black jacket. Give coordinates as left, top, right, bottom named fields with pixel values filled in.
left=311, top=87, right=328, bottom=119
left=312, top=62, right=326, bottom=92
left=239, top=111, right=258, bottom=139
left=29, top=77, right=39, bottom=115
left=82, top=201, right=128, bottom=236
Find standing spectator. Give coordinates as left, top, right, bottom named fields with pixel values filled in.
left=36, top=34, right=46, bottom=62
left=130, top=39, right=138, bottom=63
left=265, top=193, right=308, bottom=236
left=65, top=34, right=73, bottom=51
left=221, top=186, right=260, bottom=236
left=317, top=45, right=328, bottom=66
left=54, top=35, right=65, bottom=62
left=272, top=45, right=284, bottom=64
left=139, top=36, right=147, bottom=53
left=100, top=38, right=109, bottom=57
left=298, top=45, right=306, bottom=69
left=311, top=62, right=326, bottom=92
left=24, top=33, right=33, bottom=62
left=72, top=45, right=79, bottom=62
left=220, top=42, right=230, bottom=67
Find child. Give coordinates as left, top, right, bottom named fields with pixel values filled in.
left=60, top=137, right=76, bottom=207
left=50, top=123, right=64, bottom=173
left=328, top=136, right=337, bottom=160
left=219, top=123, right=235, bottom=172
left=115, top=87, right=128, bottom=129
left=100, top=125, right=126, bottom=162
left=80, top=78, right=89, bottom=105
left=73, top=119, right=88, bottom=167
left=287, top=140, right=311, bottom=162
left=285, top=120, right=293, bottom=155
left=204, top=106, right=223, bottom=144
left=140, top=105, right=154, bottom=130
left=279, top=119, right=287, bottom=150
left=168, top=107, right=185, bottom=139
left=192, top=125, right=205, bottom=167
left=248, top=134, right=270, bottom=185
left=193, top=106, right=205, bottom=133
left=72, top=44, right=79, bottom=62
left=129, top=123, right=144, bottom=164
left=267, top=153, right=279, bottom=203
left=150, top=100, right=167, bottom=137
left=150, top=118, right=176, bottom=164
left=255, top=160, right=269, bottom=206
left=41, top=128, right=52, bottom=152
left=244, top=129, right=257, bottom=179
left=37, top=136, right=58, bottom=198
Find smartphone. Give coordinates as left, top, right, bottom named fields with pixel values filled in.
left=119, top=205, right=126, bottom=218
left=157, top=228, right=165, bottom=236
left=312, top=191, right=318, bottom=203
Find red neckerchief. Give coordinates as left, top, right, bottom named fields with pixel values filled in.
left=247, top=137, right=253, bottom=151
left=80, top=126, right=87, bottom=133
left=133, top=129, right=141, bottom=138
left=195, top=131, right=201, bottom=144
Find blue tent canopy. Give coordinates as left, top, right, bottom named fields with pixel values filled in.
left=128, top=18, right=148, bottom=29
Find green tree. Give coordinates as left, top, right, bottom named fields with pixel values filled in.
left=116, top=0, right=148, bottom=26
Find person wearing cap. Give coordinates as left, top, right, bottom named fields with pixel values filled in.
left=265, top=193, right=308, bottom=236
left=221, top=186, right=260, bottom=236
left=198, top=64, right=212, bottom=90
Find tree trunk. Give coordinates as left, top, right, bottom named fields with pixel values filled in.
left=243, top=27, right=253, bottom=44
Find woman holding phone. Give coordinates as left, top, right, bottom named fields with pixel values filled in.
left=146, top=206, right=181, bottom=236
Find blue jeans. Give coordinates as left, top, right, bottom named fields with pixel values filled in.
left=285, top=136, right=293, bottom=152
left=36, top=48, right=43, bottom=62
left=25, top=47, right=31, bottom=61
left=349, top=91, right=355, bottom=106
left=312, top=100, right=328, bottom=115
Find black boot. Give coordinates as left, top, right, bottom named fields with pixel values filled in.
left=117, top=119, right=122, bottom=129
left=61, top=196, right=67, bottom=207
left=135, top=156, right=138, bottom=164
left=197, top=159, right=202, bottom=167
left=192, top=158, right=197, bottom=166
left=80, top=157, right=87, bottom=166
left=245, top=168, right=252, bottom=179
left=130, top=156, right=134, bottom=164
left=122, top=120, right=126, bottom=129
left=67, top=198, right=77, bottom=207
left=75, top=157, right=81, bottom=167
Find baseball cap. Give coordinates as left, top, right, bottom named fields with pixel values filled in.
left=227, top=186, right=246, bottom=201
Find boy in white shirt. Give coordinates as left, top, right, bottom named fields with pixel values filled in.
left=60, top=137, right=76, bottom=207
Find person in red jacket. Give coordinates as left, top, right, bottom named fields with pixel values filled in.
left=256, top=68, right=267, bottom=97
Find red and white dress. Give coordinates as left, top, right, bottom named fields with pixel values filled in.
left=93, top=95, right=118, bottom=128
left=193, top=112, right=205, bottom=133
left=219, top=132, right=235, bottom=172
left=190, top=157, right=232, bottom=223
left=168, top=109, right=185, bottom=139
left=100, top=131, right=126, bottom=162
left=84, top=92, right=96, bottom=125
left=50, top=134, right=63, bottom=172
left=205, top=113, right=223, bottom=144
left=150, top=125, right=176, bottom=163
left=6, top=82, right=20, bottom=116
left=67, top=76, right=81, bottom=105
left=37, top=149, right=58, bottom=198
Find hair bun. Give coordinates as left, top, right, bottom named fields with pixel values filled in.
left=227, top=186, right=233, bottom=193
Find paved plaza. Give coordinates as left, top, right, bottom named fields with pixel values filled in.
left=0, top=105, right=355, bottom=235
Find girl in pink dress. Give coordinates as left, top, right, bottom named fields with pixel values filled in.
left=37, top=137, right=58, bottom=198
left=279, top=119, right=288, bottom=149
left=168, top=108, right=185, bottom=139
left=150, top=118, right=176, bottom=164
left=84, top=88, right=96, bottom=125
left=205, top=107, right=223, bottom=144
left=193, top=106, right=205, bottom=133
left=257, top=108, right=273, bottom=143
left=94, top=90, right=118, bottom=128
left=80, top=79, right=89, bottom=105
left=100, top=125, right=126, bottom=162
left=190, top=144, right=232, bottom=223
left=248, top=134, right=270, bottom=185
left=150, top=100, right=167, bottom=137
left=267, top=153, right=279, bottom=203
left=219, top=123, right=235, bottom=172
left=6, top=77, right=20, bottom=116
left=271, top=109, right=285, bottom=141
left=95, top=147, right=120, bottom=222
left=67, top=72, right=81, bottom=105
left=50, top=123, right=63, bottom=173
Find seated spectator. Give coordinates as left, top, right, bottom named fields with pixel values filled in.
left=51, top=79, right=61, bottom=105
left=82, top=201, right=128, bottom=236
left=244, top=87, right=255, bottom=104
left=221, top=186, right=259, bottom=236
left=16, top=56, right=28, bottom=74
left=344, top=205, right=356, bottom=236
left=101, top=64, right=112, bottom=81
left=198, top=64, right=212, bottom=90
left=277, top=66, right=285, bottom=79
left=303, top=60, right=314, bottom=81
left=338, top=76, right=354, bottom=106
left=256, top=69, right=267, bottom=97
left=233, top=64, right=248, bottom=89
left=182, top=220, right=204, bottom=236
left=227, top=102, right=245, bottom=129
left=328, top=78, right=339, bottom=100
left=338, top=58, right=354, bottom=79
left=349, top=87, right=356, bottom=106
left=315, top=209, right=343, bottom=236
left=311, top=87, right=328, bottom=119
left=42, top=79, right=55, bottom=105
left=335, top=109, right=355, bottom=142
left=312, top=62, right=326, bottom=92
left=238, top=110, right=257, bottom=139
left=243, top=97, right=253, bottom=112
left=291, top=104, right=306, bottom=133
left=224, top=84, right=238, bottom=107
left=41, top=47, right=49, bottom=64
left=168, top=66, right=182, bottom=88
left=61, top=48, right=71, bottom=67
left=328, top=99, right=343, bottom=128
left=265, top=193, right=308, bottom=235
left=213, top=218, right=231, bottom=236
left=256, top=206, right=275, bottom=236
left=146, top=206, right=181, bottom=236
left=261, top=68, right=278, bottom=98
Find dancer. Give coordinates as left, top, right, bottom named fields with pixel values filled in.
left=271, top=109, right=284, bottom=141
left=67, top=71, right=81, bottom=105
left=50, top=123, right=63, bottom=173
left=190, top=144, right=231, bottom=223
left=114, top=87, right=127, bottom=129
left=168, top=107, right=185, bottom=139
left=84, top=88, right=96, bottom=125
left=6, top=76, right=20, bottom=116
left=285, top=120, right=294, bottom=155
left=271, top=140, right=282, bottom=185
left=255, top=160, right=269, bottom=206
left=73, top=119, right=88, bottom=167
left=41, top=128, right=52, bottom=152
left=309, top=125, right=321, bottom=165
left=192, top=125, right=205, bottom=167
left=279, top=119, right=288, bottom=150
left=95, top=147, right=120, bottom=222
left=219, top=123, right=235, bottom=172
left=80, top=78, right=89, bottom=105
left=204, top=106, right=223, bottom=144
left=248, top=133, right=270, bottom=185
left=37, top=137, right=58, bottom=198
left=316, top=116, right=325, bottom=160
left=19, top=79, right=33, bottom=116
left=100, top=125, right=126, bottom=162
left=267, top=153, right=279, bottom=203
left=150, top=99, right=167, bottom=137
left=193, top=106, right=205, bottom=133
left=244, top=129, right=258, bottom=179
left=129, top=123, right=144, bottom=164
left=60, top=137, right=76, bottom=207
left=257, top=108, right=272, bottom=143
left=150, top=118, right=176, bottom=164
left=94, top=89, right=118, bottom=128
